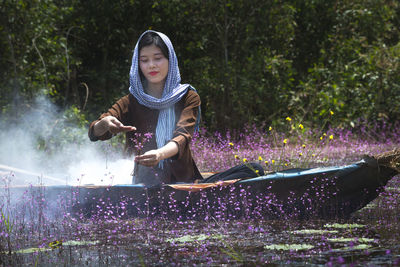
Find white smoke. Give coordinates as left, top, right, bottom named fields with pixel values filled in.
left=0, top=95, right=134, bottom=186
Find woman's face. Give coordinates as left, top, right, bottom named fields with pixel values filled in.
left=139, top=44, right=169, bottom=89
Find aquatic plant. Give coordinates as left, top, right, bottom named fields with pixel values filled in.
left=0, top=120, right=399, bottom=265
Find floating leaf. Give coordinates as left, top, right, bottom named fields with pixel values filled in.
left=386, top=187, right=400, bottom=192
left=3, top=240, right=100, bottom=254
left=264, top=244, right=314, bottom=251
left=13, top=247, right=52, bottom=254
left=324, top=223, right=365, bottom=229
left=63, top=240, right=99, bottom=246
left=166, top=234, right=223, bottom=243
left=327, top=237, right=375, bottom=243
left=330, top=244, right=372, bottom=252
left=358, top=203, right=377, bottom=210
left=291, top=229, right=338, bottom=235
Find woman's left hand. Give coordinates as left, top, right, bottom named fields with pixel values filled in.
left=135, top=150, right=162, bottom=167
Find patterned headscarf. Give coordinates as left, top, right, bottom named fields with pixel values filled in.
left=129, top=30, right=200, bottom=167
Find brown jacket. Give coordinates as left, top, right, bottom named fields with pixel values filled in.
left=88, top=90, right=202, bottom=185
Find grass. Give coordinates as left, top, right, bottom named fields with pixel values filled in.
left=1, top=120, right=399, bottom=266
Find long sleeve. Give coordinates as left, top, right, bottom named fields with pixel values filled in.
left=171, top=90, right=201, bottom=160
left=87, top=91, right=202, bottom=184
left=88, top=95, right=132, bottom=141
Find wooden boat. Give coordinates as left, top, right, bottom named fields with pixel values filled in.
left=3, top=149, right=399, bottom=220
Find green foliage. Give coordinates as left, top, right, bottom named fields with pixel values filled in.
left=0, top=0, right=81, bottom=112
left=294, top=0, right=400, bottom=128
left=36, top=105, right=89, bottom=153
left=1, top=0, right=399, bottom=132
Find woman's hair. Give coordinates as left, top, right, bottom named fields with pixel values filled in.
left=138, top=32, right=169, bottom=59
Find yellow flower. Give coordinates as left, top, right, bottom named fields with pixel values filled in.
left=234, top=155, right=239, bottom=160
left=228, top=142, right=234, bottom=147
left=286, top=117, right=292, bottom=122
left=302, top=144, right=306, bottom=148
left=330, top=110, right=334, bottom=115
left=268, top=126, right=272, bottom=131
left=285, top=163, right=288, bottom=167
left=49, top=240, right=63, bottom=249
left=299, top=152, right=303, bottom=157
left=243, top=158, right=248, bottom=163
left=255, top=170, right=259, bottom=174
left=312, top=154, right=316, bottom=157
left=283, top=138, right=289, bottom=144
left=329, top=134, right=334, bottom=140
left=271, top=159, right=275, bottom=164
left=298, top=124, right=304, bottom=129
left=258, top=156, right=263, bottom=161
left=265, top=160, right=269, bottom=165
left=320, top=136, right=323, bottom=140
left=323, top=133, right=327, bottom=136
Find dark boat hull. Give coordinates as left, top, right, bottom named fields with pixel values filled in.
left=4, top=158, right=398, bottom=220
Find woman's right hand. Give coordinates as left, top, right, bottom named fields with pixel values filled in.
left=93, top=116, right=136, bottom=136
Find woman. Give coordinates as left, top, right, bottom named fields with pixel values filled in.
left=89, top=30, right=202, bottom=186
left=89, top=30, right=263, bottom=186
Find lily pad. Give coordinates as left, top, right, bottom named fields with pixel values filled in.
left=13, top=247, right=52, bottom=254
left=358, top=203, right=377, bottom=210
left=327, top=237, right=375, bottom=243
left=2, top=240, right=100, bottom=254
left=330, top=244, right=372, bottom=252
left=166, top=234, right=223, bottom=243
left=385, top=187, right=400, bottom=192
left=264, top=244, right=314, bottom=251
left=291, top=229, right=338, bottom=235
left=63, top=240, right=99, bottom=246
left=324, top=223, right=365, bottom=229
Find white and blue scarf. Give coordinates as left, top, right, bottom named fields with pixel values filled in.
left=129, top=30, right=200, bottom=167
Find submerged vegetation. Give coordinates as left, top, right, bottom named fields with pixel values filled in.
left=1, top=121, right=399, bottom=266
